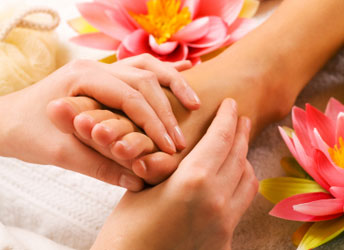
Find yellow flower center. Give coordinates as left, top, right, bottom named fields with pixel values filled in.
left=130, top=0, right=191, bottom=44
left=329, top=137, right=344, bottom=168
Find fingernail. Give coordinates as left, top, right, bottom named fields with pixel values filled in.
left=230, top=99, right=237, bottom=111
left=164, top=133, right=176, bottom=154
left=119, top=174, right=141, bottom=191
left=138, top=160, right=147, bottom=174
left=245, top=118, right=251, bottom=132
left=173, top=126, right=186, bottom=149
left=186, top=87, right=201, bottom=106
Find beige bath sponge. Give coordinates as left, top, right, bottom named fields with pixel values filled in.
left=0, top=7, right=60, bottom=96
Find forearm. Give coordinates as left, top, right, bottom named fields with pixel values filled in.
left=242, top=0, right=344, bottom=94
left=165, top=0, right=344, bottom=157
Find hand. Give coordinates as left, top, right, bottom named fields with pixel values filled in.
left=91, top=99, right=259, bottom=250
left=0, top=54, right=199, bottom=191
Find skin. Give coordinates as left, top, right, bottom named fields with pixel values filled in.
left=91, top=99, right=258, bottom=250
left=0, top=57, right=200, bottom=191
left=49, top=0, right=344, bottom=186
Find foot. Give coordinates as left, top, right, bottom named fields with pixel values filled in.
left=47, top=96, right=177, bottom=185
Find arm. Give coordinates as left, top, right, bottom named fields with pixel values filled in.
left=46, top=0, right=344, bottom=183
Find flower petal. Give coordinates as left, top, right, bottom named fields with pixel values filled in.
left=68, top=17, right=98, bottom=34
left=325, top=97, right=344, bottom=123
left=149, top=35, right=178, bottom=55
left=120, top=0, right=149, bottom=14
left=292, top=132, right=312, bottom=170
left=292, top=107, right=313, bottom=155
left=336, top=112, right=344, bottom=143
left=330, top=187, right=344, bottom=199
left=122, top=29, right=150, bottom=54
left=117, top=42, right=135, bottom=59
left=223, top=18, right=259, bottom=45
left=70, top=32, right=120, bottom=50
left=196, top=0, right=244, bottom=26
left=279, top=126, right=297, bottom=158
left=313, top=128, right=331, bottom=160
left=293, top=198, right=344, bottom=216
left=259, top=177, right=327, bottom=204
left=187, top=16, right=227, bottom=48
left=270, top=192, right=341, bottom=222
left=297, top=217, right=344, bottom=250
left=306, top=103, right=336, bottom=147
left=181, top=0, right=200, bottom=18
left=172, top=17, right=210, bottom=42
left=77, top=2, right=135, bottom=41
left=161, top=43, right=189, bottom=62
left=316, top=150, right=344, bottom=187
left=239, top=0, right=259, bottom=18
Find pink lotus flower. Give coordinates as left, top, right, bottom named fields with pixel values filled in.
left=271, top=98, right=344, bottom=222
left=69, top=0, right=259, bottom=64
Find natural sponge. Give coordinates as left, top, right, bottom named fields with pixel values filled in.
left=0, top=7, right=60, bottom=96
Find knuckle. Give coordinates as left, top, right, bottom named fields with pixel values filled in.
left=250, top=175, right=259, bottom=193
left=217, top=128, right=234, bottom=145
left=139, top=71, right=158, bottom=84
left=237, top=157, right=247, bottom=171
left=204, top=195, right=226, bottom=214
left=139, top=53, right=154, bottom=62
left=51, top=145, right=68, bottom=167
left=68, top=59, right=93, bottom=70
left=182, top=170, right=208, bottom=190
left=125, top=90, right=144, bottom=102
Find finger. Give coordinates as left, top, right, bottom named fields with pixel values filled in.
left=132, top=152, right=178, bottom=185
left=92, top=118, right=136, bottom=147
left=231, top=161, right=259, bottom=217
left=72, top=69, right=176, bottom=154
left=59, top=137, right=144, bottom=191
left=179, top=98, right=238, bottom=174
left=74, top=109, right=125, bottom=140
left=111, top=132, right=157, bottom=161
left=166, top=60, right=192, bottom=72
left=47, top=96, right=101, bottom=133
left=102, top=65, right=186, bottom=149
left=118, top=53, right=201, bottom=110
left=217, top=116, right=251, bottom=193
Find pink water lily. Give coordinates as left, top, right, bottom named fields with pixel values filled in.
left=69, top=0, right=259, bottom=64
left=271, top=98, right=344, bottom=222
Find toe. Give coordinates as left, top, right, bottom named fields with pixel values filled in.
left=74, top=110, right=128, bottom=140
left=132, top=152, right=178, bottom=185
left=111, top=132, right=157, bottom=160
left=91, top=118, right=137, bottom=146
left=47, top=96, right=101, bottom=134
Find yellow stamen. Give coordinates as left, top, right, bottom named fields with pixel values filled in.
left=130, top=0, right=191, bottom=44
left=329, top=137, right=344, bottom=168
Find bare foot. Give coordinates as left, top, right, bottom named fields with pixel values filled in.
left=47, top=96, right=177, bottom=184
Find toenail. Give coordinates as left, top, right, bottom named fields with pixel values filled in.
left=76, top=114, right=94, bottom=124
left=119, top=174, right=141, bottom=191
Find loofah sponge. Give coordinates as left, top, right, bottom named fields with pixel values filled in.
left=0, top=7, right=60, bottom=96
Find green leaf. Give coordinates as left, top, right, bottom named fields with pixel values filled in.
left=259, top=177, right=326, bottom=204
left=298, top=217, right=344, bottom=250
left=281, top=157, right=312, bottom=179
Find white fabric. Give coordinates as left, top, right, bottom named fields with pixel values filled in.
left=0, top=0, right=343, bottom=250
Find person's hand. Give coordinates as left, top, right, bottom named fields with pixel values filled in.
left=0, top=54, right=199, bottom=191
left=91, top=99, right=258, bottom=250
